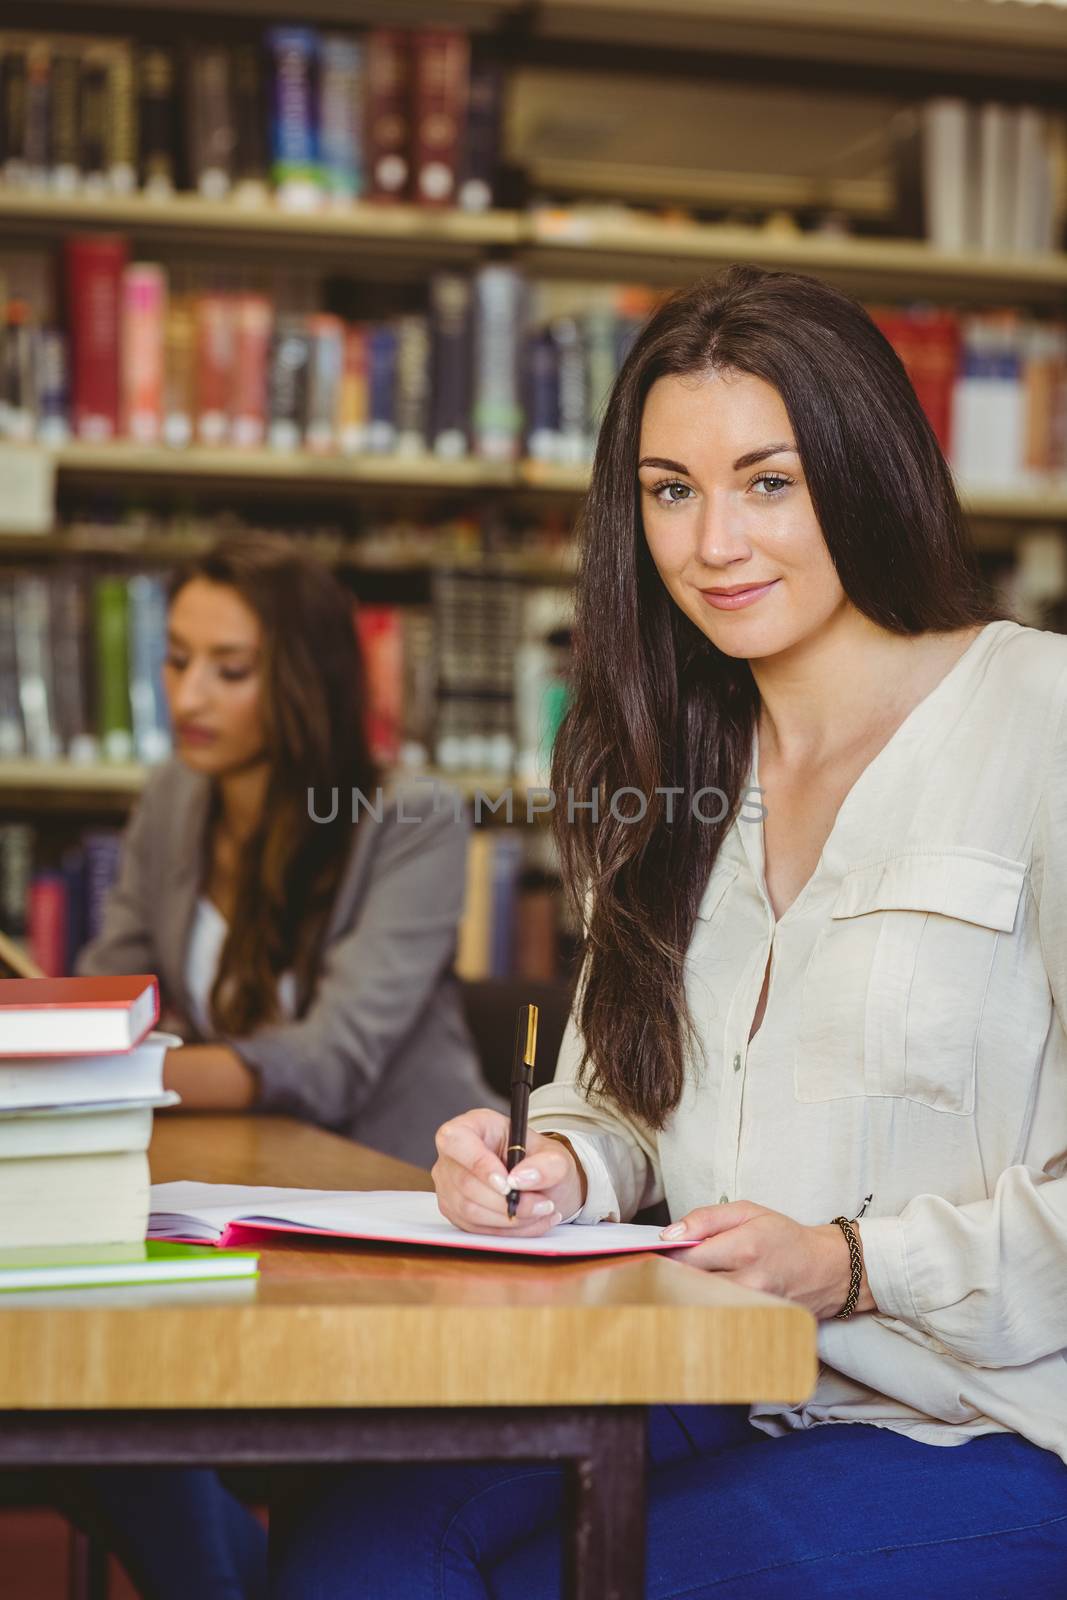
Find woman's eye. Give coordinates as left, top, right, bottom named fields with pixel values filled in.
left=220, top=669, right=251, bottom=683
left=652, top=480, right=693, bottom=506
left=752, top=473, right=792, bottom=495
left=163, top=656, right=186, bottom=672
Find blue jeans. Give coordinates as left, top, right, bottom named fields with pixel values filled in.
left=270, top=1405, right=1067, bottom=1599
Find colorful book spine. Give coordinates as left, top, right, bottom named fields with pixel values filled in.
left=319, top=34, right=364, bottom=202
left=121, top=263, right=166, bottom=444
left=305, top=313, right=345, bottom=453
left=339, top=324, right=369, bottom=453
left=394, top=314, right=431, bottom=454
left=185, top=48, right=233, bottom=200
left=267, top=27, right=322, bottom=208
left=365, top=30, right=411, bottom=201
left=1, top=46, right=28, bottom=188
left=231, top=43, right=269, bottom=202
left=13, top=575, right=59, bottom=761
left=108, top=42, right=137, bottom=195
left=0, top=824, right=33, bottom=939
left=137, top=46, right=177, bottom=196
left=77, top=47, right=110, bottom=195
left=354, top=604, right=403, bottom=764
left=28, top=873, right=68, bottom=979
left=195, top=294, right=234, bottom=446
left=92, top=576, right=133, bottom=763
left=22, top=41, right=50, bottom=189
left=457, top=49, right=502, bottom=212
left=162, top=295, right=195, bottom=449
left=128, top=573, right=171, bottom=764
left=49, top=48, right=81, bottom=194
left=366, top=323, right=398, bottom=453
left=49, top=571, right=97, bottom=763
left=36, top=326, right=70, bottom=446
left=471, top=265, right=524, bottom=462
left=230, top=293, right=272, bottom=448
left=267, top=315, right=310, bottom=451
left=412, top=31, right=469, bottom=208
left=64, top=233, right=128, bottom=442
left=429, top=273, right=472, bottom=459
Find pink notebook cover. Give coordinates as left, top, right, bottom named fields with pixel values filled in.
left=212, top=1219, right=698, bottom=1257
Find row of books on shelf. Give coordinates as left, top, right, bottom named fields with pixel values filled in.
left=0, top=562, right=573, bottom=780
left=3, top=238, right=1067, bottom=483
left=0, top=822, right=120, bottom=980
left=0, top=25, right=502, bottom=212
left=918, top=98, right=1061, bottom=258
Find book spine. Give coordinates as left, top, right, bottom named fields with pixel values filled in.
left=339, top=323, right=369, bottom=453
left=305, top=312, right=345, bottom=453
left=394, top=313, right=431, bottom=454
left=137, top=47, right=177, bottom=196
left=92, top=575, right=133, bottom=762
left=411, top=30, right=468, bottom=208
left=61, top=844, right=87, bottom=972
left=354, top=604, right=403, bottom=764
left=0, top=823, right=34, bottom=938
left=49, top=47, right=81, bottom=194
left=195, top=293, right=234, bottom=446
left=551, top=314, right=589, bottom=465
left=23, top=40, right=50, bottom=190
left=267, top=314, right=310, bottom=451
left=1, top=45, right=29, bottom=188
left=13, top=574, right=59, bottom=761
left=231, top=42, right=269, bottom=201
left=108, top=42, right=137, bottom=195
left=127, top=573, right=172, bottom=763
left=523, top=327, right=560, bottom=463
left=365, top=29, right=411, bottom=202
left=319, top=34, right=364, bottom=202
left=267, top=27, right=321, bottom=208
left=366, top=322, right=398, bottom=453
left=49, top=571, right=97, bottom=763
left=82, top=829, right=122, bottom=942
left=2, top=299, right=37, bottom=443
left=186, top=47, right=233, bottom=200
left=77, top=48, right=110, bottom=195
left=64, top=233, right=128, bottom=442
left=162, top=295, right=195, bottom=448
left=457, top=50, right=502, bottom=212
left=429, top=272, right=471, bottom=458
left=35, top=326, right=70, bottom=445
left=0, top=581, right=26, bottom=758
left=471, top=264, right=524, bottom=462
left=29, top=872, right=67, bottom=979
left=121, top=262, right=166, bottom=444
left=230, top=292, right=272, bottom=447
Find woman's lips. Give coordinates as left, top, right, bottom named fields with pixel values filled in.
left=699, top=580, right=780, bottom=610
left=177, top=727, right=218, bottom=746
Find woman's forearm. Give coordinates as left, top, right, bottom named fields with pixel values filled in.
left=163, top=1044, right=260, bottom=1110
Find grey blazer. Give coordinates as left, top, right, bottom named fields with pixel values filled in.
left=76, top=761, right=505, bottom=1167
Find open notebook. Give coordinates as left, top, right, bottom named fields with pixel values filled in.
left=149, top=1183, right=698, bottom=1258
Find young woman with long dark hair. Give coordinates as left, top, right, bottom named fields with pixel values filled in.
left=270, top=265, right=1067, bottom=1597
left=78, top=531, right=498, bottom=1167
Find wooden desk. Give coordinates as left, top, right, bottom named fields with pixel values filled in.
left=0, top=1114, right=817, bottom=1599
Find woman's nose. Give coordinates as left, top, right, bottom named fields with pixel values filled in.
left=694, top=486, right=749, bottom=566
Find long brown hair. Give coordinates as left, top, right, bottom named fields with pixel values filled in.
left=169, top=532, right=381, bottom=1035
left=551, top=263, right=1012, bottom=1129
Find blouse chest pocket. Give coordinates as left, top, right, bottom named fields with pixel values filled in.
left=794, top=849, right=1027, bottom=1115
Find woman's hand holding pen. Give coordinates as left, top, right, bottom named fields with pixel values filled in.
left=432, top=1109, right=584, bottom=1237
left=660, top=1200, right=876, bottom=1320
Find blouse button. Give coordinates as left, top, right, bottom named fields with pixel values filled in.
left=732, top=1052, right=742, bottom=1072
left=719, top=1193, right=729, bottom=1205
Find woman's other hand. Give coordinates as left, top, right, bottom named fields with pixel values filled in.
left=432, top=1109, right=584, bottom=1236
left=661, top=1200, right=877, bottom=1320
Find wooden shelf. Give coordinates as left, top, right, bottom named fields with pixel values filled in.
left=50, top=441, right=517, bottom=490
left=2, top=190, right=1066, bottom=300
left=0, top=760, right=551, bottom=811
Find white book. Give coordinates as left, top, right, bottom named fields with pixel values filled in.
left=1013, top=107, right=1047, bottom=255
left=2, top=1149, right=149, bottom=1250
left=922, top=98, right=979, bottom=252
left=149, top=1182, right=697, bottom=1259
left=978, top=102, right=1018, bottom=256
left=0, top=1093, right=178, bottom=1160
left=0, top=1031, right=180, bottom=1112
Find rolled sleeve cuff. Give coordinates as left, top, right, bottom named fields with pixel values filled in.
left=857, top=1215, right=919, bottom=1323
left=540, top=1128, right=622, bottom=1224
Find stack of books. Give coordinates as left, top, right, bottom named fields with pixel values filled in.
left=0, top=973, right=260, bottom=1291
left=0, top=973, right=175, bottom=1251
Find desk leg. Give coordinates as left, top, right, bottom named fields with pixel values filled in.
left=566, top=1409, right=647, bottom=1600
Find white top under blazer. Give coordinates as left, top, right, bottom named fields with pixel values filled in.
left=529, top=619, right=1067, bottom=1464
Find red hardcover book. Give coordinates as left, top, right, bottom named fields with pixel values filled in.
left=354, top=603, right=403, bottom=764
left=0, top=974, right=160, bottom=1057
left=27, top=876, right=69, bottom=984
left=230, top=293, right=272, bottom=448
left=411, top=30, right=469, bottom=208
left=64, top=234, right=129, bottom=442
left=195, top=294, right=235, bottom=446
left=365, top=30, right=412, bottom=202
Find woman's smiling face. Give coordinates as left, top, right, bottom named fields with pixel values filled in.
left=638, top=367, right=849, bottom=660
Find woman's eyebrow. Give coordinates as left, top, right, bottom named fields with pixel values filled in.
left=731, top=443, right=798, bottom=470
left=638, top=456, right=690, bottom=473
left=166, top=633, right=256, bottom=658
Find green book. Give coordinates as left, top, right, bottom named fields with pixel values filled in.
left=0, top=1239, right=259, bottom=1293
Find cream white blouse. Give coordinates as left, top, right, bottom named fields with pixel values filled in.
left=529, top=619, right=1067, bottom=1463
left=183, top=896, right=298, bottom=1039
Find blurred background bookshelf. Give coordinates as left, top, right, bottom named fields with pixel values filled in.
left=2, top=0, right=1067, bottom=1000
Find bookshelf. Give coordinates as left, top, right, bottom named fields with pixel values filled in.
left=2, top=0, right=1065, bottom=983
left=3, top=191, right=1067, bottom=300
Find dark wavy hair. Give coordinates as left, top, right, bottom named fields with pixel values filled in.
left=168, top=531, right=381, bottom=1036
left=550, top=263, right=1012, bottom=1129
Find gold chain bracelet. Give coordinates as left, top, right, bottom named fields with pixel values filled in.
left=830, top=1215, right=863, bottom=1320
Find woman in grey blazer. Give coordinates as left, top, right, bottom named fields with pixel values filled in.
left=77, top=530, right=502, bottom=1170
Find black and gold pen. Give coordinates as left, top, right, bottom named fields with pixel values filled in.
left=505, top=1003, right=539, bottom=1219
